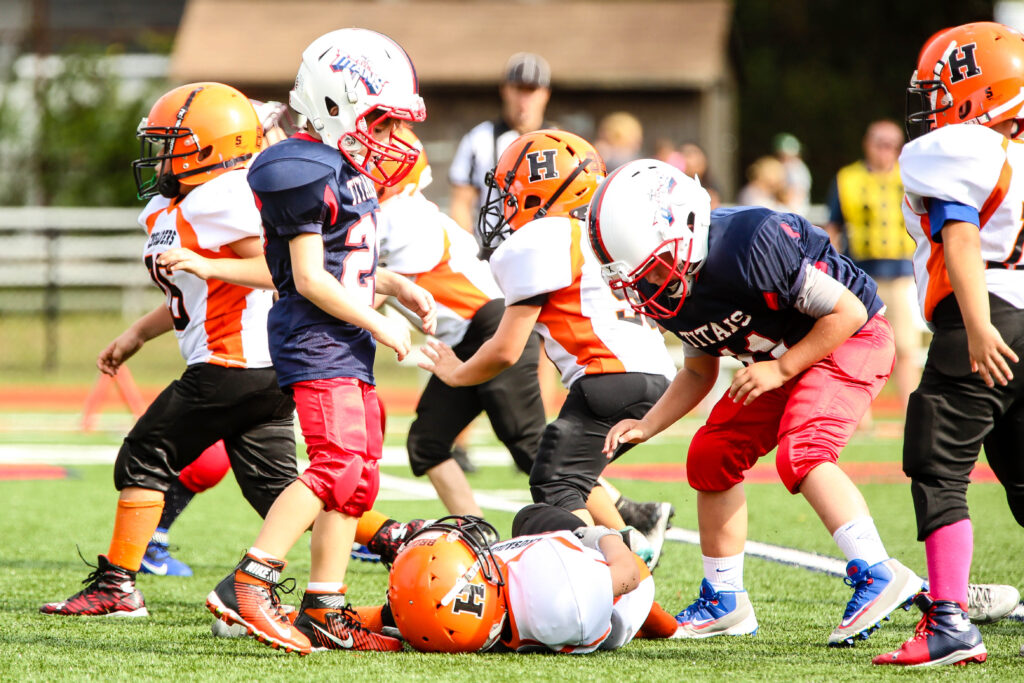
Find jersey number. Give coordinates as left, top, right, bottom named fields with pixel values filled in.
left=341, top=215, right=376, bottom=306
left=985, top=203, right=1024, bottom=270
left=144, top=254, right=190, bottom=331
left=610, top=287, right=657, bottom=329
left=720, top=331, right=787, bottom=365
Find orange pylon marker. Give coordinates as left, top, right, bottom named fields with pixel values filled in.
left=81, top=366, right=147, bottom=432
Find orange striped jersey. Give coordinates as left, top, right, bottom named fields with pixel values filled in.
left=900, top=124, right=1024, bottom=323
left=490, top=530, right=654, bottom=654
left=489, top=216, right=676, bottom=388
left=376, top=190, right=502, bottom=346
left=138, top=168, right=273, bottom=368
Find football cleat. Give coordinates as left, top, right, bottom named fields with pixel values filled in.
left=967, top=583, right=1020, bottom=625
left=350, top=543, right=382, bottom=563
left=139, top=530, right=193, bottom=577
left=619, top=526, right=655, bottom=568
left=828, top=558, right=923, bottom=647
left=293, top=591, right=402, bottom=652
left=40, top=554, right=148, bottom=617
left=367, top=518, right=432, bottom=565
left=212, top=604, right=296, bottom=638
left=873, top=593, right=987, bottom=667
left=671, top=579, right=758, bottom=638
left=206, top=554, right=311, bottom=655
left=616, top=497, right=671, bottom=536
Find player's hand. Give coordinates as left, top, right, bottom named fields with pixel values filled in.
left=97, top=330, right=145, bottom=376
left=396, top=281, right=437, bottom=337
left=573, top=525, right=620, bottom=551
left=418, top=339, right=464, bottom=386
left=372, top=315, right=412, bottom=362
left=158, top=248, right=212, bottom=280
left=966, top=322, right=1018, bottom=387
left=729, top=360, right=786, bottom=405
left=604, top=418, right=647, bottom=458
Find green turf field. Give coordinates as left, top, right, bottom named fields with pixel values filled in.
left=2, top=422, right=1023, bottom=681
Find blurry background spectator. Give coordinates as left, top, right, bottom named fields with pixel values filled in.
left=594, top=111, right=643, bottom=171
left=736, top=155, right=787, bottom=210
left=677, top=141, right=721, bottom=208
left=447, top=52, right=552, bottom=234
left=773, top=132, right=811, bottom=215
left=825, top=119, right=920, bottom=419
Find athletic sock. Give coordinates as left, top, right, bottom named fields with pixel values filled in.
left=832, top=516, right=888, bottom=566
left=306, top=582, right=346, bottom=593
left=355, top=510, right=392, bottom=545
left=704, top=552, right=745, bottom=592
left=925, top=519, right=972, bottom=610
left=156, top=479, right=196, bottom=533
left=108, top=498, right=164, bottom=571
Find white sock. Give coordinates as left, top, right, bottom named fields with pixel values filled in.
left=832, top=516, right=888, bottom=566
left=703, top=552, right=745, bottom=592
left=306, top=582, right=345, bottom=593
left=247, top=546, right=278, bottom=562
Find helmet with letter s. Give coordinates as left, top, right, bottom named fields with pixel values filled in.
left=132, top=82, right=262, bottom=199
left=289, top=28, right=426, bottom=185
left=387, top=516, right=507, bottom=653
left=587, top=158, right=711, bottom=319
left=907, top=21, right=1024, bottom=139
left=477, top=129, right=606, bottom=259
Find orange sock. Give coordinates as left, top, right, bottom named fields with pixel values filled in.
left=637, top=601, right=679, bottom=639
left=107, top=499, right=164, bottom=571
left=355, top=510, right=391, bottom=545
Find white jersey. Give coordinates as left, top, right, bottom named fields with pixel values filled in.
left=490, top=530, right=654, bottom=654
left=900, top=124, right=1024, bottom=322
left=377, top=190, right=502, bottom=346
left=489, top=216, right=676, bottom=388
left=138, top=169, right=273, bottom=368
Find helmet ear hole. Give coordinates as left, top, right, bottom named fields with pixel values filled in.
left=524, top=195, right=542, bottom=209
left=196, top=145, right=213, bottom=162
left=324, top=96, right=339, bottom=116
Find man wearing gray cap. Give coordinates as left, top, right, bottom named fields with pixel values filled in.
left=448, top=52, right=552, bottom=234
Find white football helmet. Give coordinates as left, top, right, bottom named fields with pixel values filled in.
left=289, top=28, right=426, bottom=185
left=587, top=159, right=711, bottom=319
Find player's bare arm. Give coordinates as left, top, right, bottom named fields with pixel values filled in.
left=597, top=532, right=643, bottom=597
left=97, top=305, right=174, bottom=376
left=375, top=266, right=437, bottom=336
left=157, top=237, right=275, bottom=290
left=290, top=233, right=412, bottom=360
left=730, top=289, right=867, bottom=406
left=448, top=183, right=479, bottom=233
left=943, top=220, right=1018, bottom=387
left=419, top=303, right=539, bottom=386
left=604, top=353, right=719, bottom=456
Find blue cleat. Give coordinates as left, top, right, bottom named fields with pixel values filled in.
left=873, top=594, right=987, bottom=667
left=828, top=558, right=922, bottom=647
left=350, top=543, right=382, bottom=563
left=139, top=529, right=193, bottom=577
left=670, top=578, right=758, bottom=638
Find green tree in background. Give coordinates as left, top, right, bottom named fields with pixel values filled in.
left=0, top=46, right=166, bottom=206
left=732, top=0, right=995, bottom=203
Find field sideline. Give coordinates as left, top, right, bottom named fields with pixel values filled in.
left=3, top=402, right=1024, bottom=681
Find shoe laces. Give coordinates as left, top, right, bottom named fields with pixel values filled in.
left=841, top=573, right=875, bottom=617
left=324, top=604, right=373, bottom=635
left=265, top=576, right=298, bottom=621
left=74, top=546, right=110, bottom=589
left=681, top=594, right=719, bottom=619
left=911, top=610, right=937, bottom=640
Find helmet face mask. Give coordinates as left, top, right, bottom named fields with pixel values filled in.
left=587, top=159, right=711, bottom=319
left=388, top=516, right=507, bottom=653
left=289, top=28, right=426, bottom=186
left=132, top=83, right=262, bottom=199
left=906, top=21, right=1024, bottom=140
left=476, top=129, right=605, bottom=259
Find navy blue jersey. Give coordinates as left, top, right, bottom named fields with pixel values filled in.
left=646, top=207, right=882, bottom=364
left=248, top=133, right=380, bottom=387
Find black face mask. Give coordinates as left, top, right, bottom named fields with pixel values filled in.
left=156, top=174, right=181, bottom=198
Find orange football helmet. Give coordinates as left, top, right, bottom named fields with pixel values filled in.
left=133, top=82, right=262, bottom=199
left=387, top=516, right=507, bottom=653
left=370, top=128, right=432, bottom=201
left=907, top=21, right=1024, bottom=139
left=477, top=129, right=606, bottom=258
